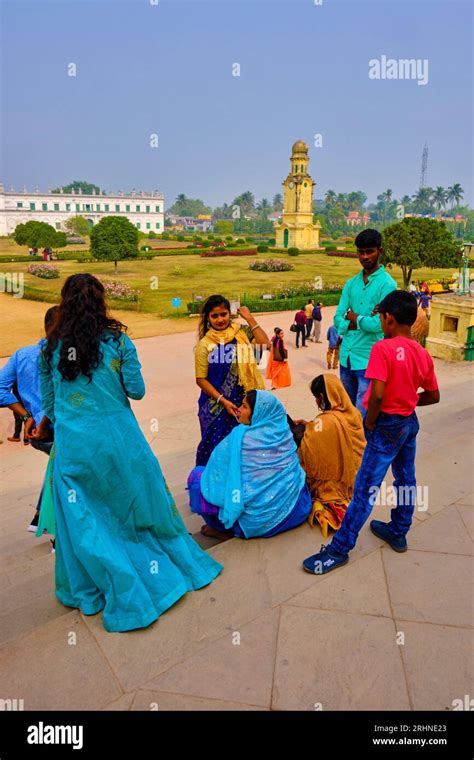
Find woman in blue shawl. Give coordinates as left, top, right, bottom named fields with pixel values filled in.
left=188, top=390, right=311, bottom=540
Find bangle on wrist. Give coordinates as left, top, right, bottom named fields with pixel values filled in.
left=250, top=323, right=260, bottom=332
left=217, top=394, right=225, bottom=404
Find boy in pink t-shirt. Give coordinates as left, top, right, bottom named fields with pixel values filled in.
left=303, top=290, right=439, bottom=574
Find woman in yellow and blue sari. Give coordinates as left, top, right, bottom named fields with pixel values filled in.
left=188, top=390, right=311, bottom=540
left=194, top=295, right=268, bottom=466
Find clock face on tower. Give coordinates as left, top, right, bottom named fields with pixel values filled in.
left=288, top=182, right=294, bottom=189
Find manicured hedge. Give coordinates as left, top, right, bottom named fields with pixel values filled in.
left=187, top=290, right=342, bottom=314
left=326, top=250, right=358, bottom=258
left=200, top=249, right=256, bottom=257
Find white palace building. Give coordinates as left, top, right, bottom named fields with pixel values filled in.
left=0, top=184, right=165, bottom=236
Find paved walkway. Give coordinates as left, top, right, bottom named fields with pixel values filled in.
left=0, top=308, right=473, bottom=710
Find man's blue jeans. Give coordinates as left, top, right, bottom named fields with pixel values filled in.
left=331, top=411, right=419, bottom=556
left=340, top=363, right=370, bottom=417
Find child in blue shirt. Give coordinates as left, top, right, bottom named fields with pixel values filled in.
left=326, top=325, right=341, bottom=369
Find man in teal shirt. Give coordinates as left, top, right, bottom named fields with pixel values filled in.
left=334, top=229, right=397, bottom=415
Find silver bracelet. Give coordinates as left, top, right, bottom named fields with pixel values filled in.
left=216, top=394, right=224, bottom=404
left=250, top=323, right=261, bottom=332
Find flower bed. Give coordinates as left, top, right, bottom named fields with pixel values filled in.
left=200, top=249, right=256, bottom=257
left=27, top=263, right=60, bottom=279
left=99, top=279, right=141, bottom=302
left=249, top=259, right=294, bottom=272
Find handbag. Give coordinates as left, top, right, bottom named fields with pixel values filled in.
left=273, top=339, right=287, bottom=362
left=289, top=324, right=297, bottom=333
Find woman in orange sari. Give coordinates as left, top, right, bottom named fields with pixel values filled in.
left=266, top=328, right=291, bottom=390
left=296, top=374, right=365, bottom=537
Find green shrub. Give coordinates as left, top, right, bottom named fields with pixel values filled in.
left=236, top=238, right=245, bottom=244
left=287, top=247, right=300, bottom=256
left=256, top=244, right=269, bottom=253
left=177, top=234, right=185, bottom=241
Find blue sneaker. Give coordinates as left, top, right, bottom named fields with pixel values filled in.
left=302, top=544, right=349, bottom=575
left=370, top=520, right=407, bottom=552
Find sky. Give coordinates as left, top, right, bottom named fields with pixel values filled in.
left=1, top=0, right=472, bottom=209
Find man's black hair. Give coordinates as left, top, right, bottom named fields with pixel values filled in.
left=355, top=229, right=382, bottom=249
left=378, top=290, right=418, bottom=326
left=44, top=305, right=58, bottom=332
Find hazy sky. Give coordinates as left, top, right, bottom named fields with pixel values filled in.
left=1, top=0, right=472, bottom=209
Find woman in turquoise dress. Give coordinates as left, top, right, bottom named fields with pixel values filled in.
left=35, top=273, right=222, bottom=633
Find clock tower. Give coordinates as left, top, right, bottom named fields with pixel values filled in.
left=275, top=140, right=321, bottom=250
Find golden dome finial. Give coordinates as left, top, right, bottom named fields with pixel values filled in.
left=291, top=140, right=308, bottom=154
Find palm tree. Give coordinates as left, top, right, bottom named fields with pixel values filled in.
left=412, top=187, right=434, bottom=214
left=234, top=191, right=255, bottom=217
left=400, top=195, right=412, bottom=213
left=272, top=193, right=283, bottom=211
left=382, top=189, right=393, bottom=204
left=446, top=184, right=464, bottom=209
left=347, top=191, right=363, bottom=211
left=257, top=198, right=270, bottom=218
left=324, top=190, right=337, bottom=207
left=433, top=186, right=447, bottom=211
left=375, top=197, right=386, bottom=222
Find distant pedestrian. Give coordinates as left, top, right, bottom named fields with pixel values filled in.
left=293, top=307, right=307, bottom=348
left=8, top=412, right=23, bottom=442
left=266, top=328, right=291, bottom=389
left=311, top=302, right=323, bottom=342
left=7, top=383, right=26, bottom=443
left=418, top=287, right=432, bottom=316
left=305, top=299, right=314, bottom=339
left=326, top=325, right=341, bottom=369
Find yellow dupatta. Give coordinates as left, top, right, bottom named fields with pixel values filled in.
left=200, top=322, right=265, bottom=392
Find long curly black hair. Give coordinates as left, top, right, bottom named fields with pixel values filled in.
left=45, top=273, right=127, bottom=381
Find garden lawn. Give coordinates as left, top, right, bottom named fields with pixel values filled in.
left=0, top=252, right=457, bottom=318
